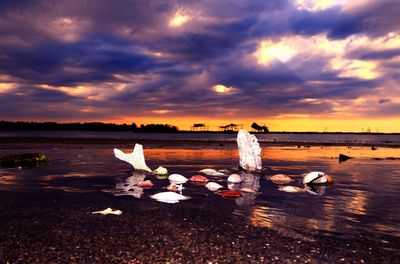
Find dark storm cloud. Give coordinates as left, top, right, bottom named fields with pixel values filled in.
left=0, top=34, right=176, bottom=86
left=352, top=49, right=400, bottom=60
left=379, top=99, right=391, bottom=104
left=0, top=0, right=399, bottom=122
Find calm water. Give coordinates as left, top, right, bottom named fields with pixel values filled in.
left=1, top=130, right=400, bottom=146
left=0, top=141, right=399, bottom=247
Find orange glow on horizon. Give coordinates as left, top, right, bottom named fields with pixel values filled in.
left=7, top=116, right=400, bottom=133
left=96, top=116, right=400, bottom=133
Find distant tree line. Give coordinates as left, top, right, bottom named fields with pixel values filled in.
left=0, top=121, right=179, bottom=133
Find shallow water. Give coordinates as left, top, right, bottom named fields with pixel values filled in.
left=1, top=130, right=400, bottom=146
left=0, top=143, right=399, bottom=246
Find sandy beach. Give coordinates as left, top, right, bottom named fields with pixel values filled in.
left=0, top=190, right=399, bottom=263
left=0, top=137, right=399, bottom=263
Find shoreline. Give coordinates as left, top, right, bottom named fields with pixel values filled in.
left=0, top=136, right=400, bottom=148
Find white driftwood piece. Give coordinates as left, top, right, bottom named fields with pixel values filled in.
left=236, top=129, right=262, bottom=171
left=92, top=208, right=122, bottom=215
left=113, top=144, right=152, bottom=172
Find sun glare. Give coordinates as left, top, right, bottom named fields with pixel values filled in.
left=295, top=0, right=347, bottom=11
left=256, top=40, right=297, bottom=65
left=151, top=110, right=171, bottom=114
left=0, top=82, right=15, bottom=93
left=212, top=84, right=233, bottom=93
left=169, top=13, right=189, bottom=27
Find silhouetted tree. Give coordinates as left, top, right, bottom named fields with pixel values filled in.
left=251, top=122, right=269, bottom=133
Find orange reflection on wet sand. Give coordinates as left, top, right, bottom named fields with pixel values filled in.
left=345, top=189, right=367, bottom=216
left=261, top=146, right=400, bottom=162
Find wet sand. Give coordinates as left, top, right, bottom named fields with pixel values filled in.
left=0, top=190, right=399, bottom=263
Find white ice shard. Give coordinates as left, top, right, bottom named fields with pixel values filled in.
left=153, top=166, right=168, bottom=175
left=237, top=129, right=262, bottom=171
left=150, top=191, right=190, bottom=204
left=92, top=207, right=122, bottom=215
left=113, top=144, right=152, bottom=172
left=168, top=174, right=188, bottom=184
left=205, top=182, right=223, bottom=191
left=303, top=171, right=328, bottom=185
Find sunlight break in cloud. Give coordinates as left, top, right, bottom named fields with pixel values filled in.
left=0, top=83, right=16, bottom=94
left=254, top=33, right=389, bottom=80
left=151, top=110, right=171, bottom=114
left=212, top=84, right=236, bottom=94
left=169, top=11, right=189, bottom=27
left=295, top=0, right=347, bottom=12
left=255, top=40, right=298, bottom=65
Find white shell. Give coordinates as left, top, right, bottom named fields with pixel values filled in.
left=150, top=192, right=190, bottom=203
left=114, top=144, right=152, bottom=172
left=200, top=168, right=227, bottom=176
left=200, top=168, right=217, bottom=174
left=278, top=186, right=304, bottom=193
left=205, top=182, right=223, bottom=191
left=270, top=174, right=293, bottom=184
left=303, top=171, right=328, bottom=184
left=168, top=174, right=188, bottom=184
left=92, top=207, right=122, bottom=215
left=227, top=173, right=242, bottom=183
left=237, top=129, right=262, bottom=171
left=153, top=166, right=168, bottom=175
left=167, top=183, right=184, bottom=192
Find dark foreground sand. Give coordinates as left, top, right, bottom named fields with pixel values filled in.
left=0, top=190, right=398, bottom=263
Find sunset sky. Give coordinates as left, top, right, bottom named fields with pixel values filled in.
left=0, top=0, right=399, bottom=132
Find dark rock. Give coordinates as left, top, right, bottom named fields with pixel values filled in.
left=0, top=153, right=49, bottom=168
left=339, top=154, right=352, bottom=163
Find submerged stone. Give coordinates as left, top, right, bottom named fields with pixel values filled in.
left=339, top=154, right=352, bottom=163
left=0, top=153, right=49, bottom=168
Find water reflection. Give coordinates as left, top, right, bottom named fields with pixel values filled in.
left=345, top=189, right=367, bottom=216
left=107, top=171, right=147, bottom=198
left=0, top=145, right=400, bottom=242
left=304, top=184, right=327, bottom=195
left=233, top=173, right=260, bottom=207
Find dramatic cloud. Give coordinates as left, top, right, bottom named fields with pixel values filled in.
left=0, top=0, right=399, bottom=131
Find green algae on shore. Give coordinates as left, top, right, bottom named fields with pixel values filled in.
left=0, top=153, right=49, bottom=168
